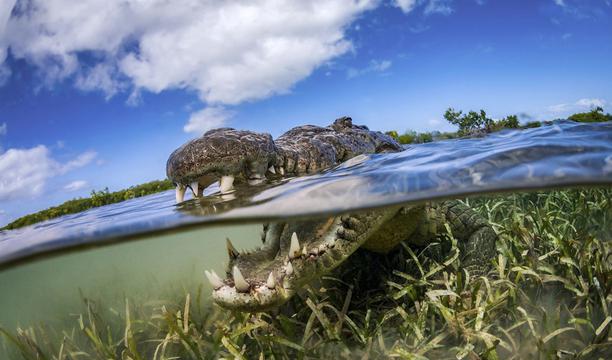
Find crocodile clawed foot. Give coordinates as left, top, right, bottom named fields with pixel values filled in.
left=337, top=215, right=364, bottom=242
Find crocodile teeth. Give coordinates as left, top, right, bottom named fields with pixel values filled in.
left=278, top=166, right=285, bottom=175
left=285, top=261, right=294, bottom=275
left=289, top=232, right=301, bottom=259
left=219, top=176, right=234, bottom=194
left=175, top=185, right=186, bottom=203
left=204, top=270, right=224, bottom=289
left=232, top=266, right=250, bottom=292
left=226, top=238, right=239, bottom=260
left=190, top=182, right=199, bottom=197
left=268, top=166, right=276, bottom=174
left=266, top=272, right=276, bottom=289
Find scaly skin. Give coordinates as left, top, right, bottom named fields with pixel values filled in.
left=167, top=117, right=497, bottom=311
left=166, top=117, right=402, bottom=196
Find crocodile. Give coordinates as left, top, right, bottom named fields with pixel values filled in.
left=166, top=117, right=497, bottom=311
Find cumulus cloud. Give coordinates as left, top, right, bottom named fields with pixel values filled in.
left=184, top=106, right=234, bottom=134
left=64, top=180, right=88, bottom=192
left=547, top=98, right=607, bottom=115
left=0, top=146, right=96, bottom=201
left=2, top=0, right=380, bottom=129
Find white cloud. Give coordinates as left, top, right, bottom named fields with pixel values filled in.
left=424, top=0, right=454, bottom=15
left=393, top=0, right=418, bottom=13
left=392, top=0, right=453, bottom=16
left=184, top=106, right=234, bottom=134
left=3, top=1, right=480, bottom=134
left=62, top=151, right=98, bottom=172
left=75, top=63, right=123, bottom=99
left=2, top=0, right=379, bottom=130
left=0, top=0, right=15, bottom=86
left=575, top=98, right=605, bottom=108
left=554, top=0, right=566, bottom=7
left=0, top=146, right=96, bottom=201
left=347, top=59, right=392, bottom=79
left=64, top=180, right=88, bottom=192
left=0, top=122, right=6, bottom=135
left=547, top=103, right=570, bottom=114
left=547, top=98, right=607, bottom=116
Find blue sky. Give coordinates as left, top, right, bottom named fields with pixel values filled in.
left=0, top=0, right=611, bottom=225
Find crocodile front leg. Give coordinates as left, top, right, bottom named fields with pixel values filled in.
left=361, top=200, right=497, bottom=275
left=406, top=200, right=498, bottom=275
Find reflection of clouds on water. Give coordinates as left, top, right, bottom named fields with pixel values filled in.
left=1, top=120, right=611, bottom=267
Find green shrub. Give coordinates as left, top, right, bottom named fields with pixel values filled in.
left=568, top=106, right=612, bottom=123
left=1, top=180, right=174, bottom=231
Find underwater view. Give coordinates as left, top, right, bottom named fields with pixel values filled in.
left=1, top=1, right=612, bottom=359
left=1, top=121, right=611, bottom=359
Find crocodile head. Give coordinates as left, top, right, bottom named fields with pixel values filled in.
left=166, top=117, right=402, bottom=202
left=206, top=208, right=400, bottom=311
left=168, top=118, right=405, bottom=310
left=166, top=128, right=277, bottom=201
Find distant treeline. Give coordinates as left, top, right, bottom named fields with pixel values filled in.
left=386, top=106, right=612, bottom=144
left=4, top=107, right=611, bottom=231
left=1, top=179, right=174, bottom=231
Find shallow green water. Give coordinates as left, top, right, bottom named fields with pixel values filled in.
left=0, top=224, right=260, bottom=330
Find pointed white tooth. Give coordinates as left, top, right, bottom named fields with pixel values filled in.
left=175, top=185, right=186, bottom=203
left=278, top=166, right=285, bottom=175
left=226, top=238, right=239, bottom=259
left=220, top=193, right=236, bottom=201
left=248, top=178, right=265, bottom=185
left=219, top=176, right=234, bottom=194
left=204, top=270, right=224, bottom=290
left=190, top=182, right=199, bottom=197
left=268, top=166, right=276, bottom=174
left=232, top=266, right=250, bottom=292
left=285, top=261, right=294, bottom=275
left=289, top=232, right=301, bottom=259
left=302, top=245, right=307, bottom=257
left=266, top=272, right=276, bottom=289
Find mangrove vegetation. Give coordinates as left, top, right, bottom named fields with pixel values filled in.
left=1, top=180, right=174, bottom=231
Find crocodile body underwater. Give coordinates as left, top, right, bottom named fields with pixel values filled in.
left=167, top=117, right=497, bottom=311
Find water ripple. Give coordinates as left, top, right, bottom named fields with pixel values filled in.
left=1, top=120, right=610, bottom=268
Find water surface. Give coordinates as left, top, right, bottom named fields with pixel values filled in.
left=0, top=120, right=610, bottom=269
